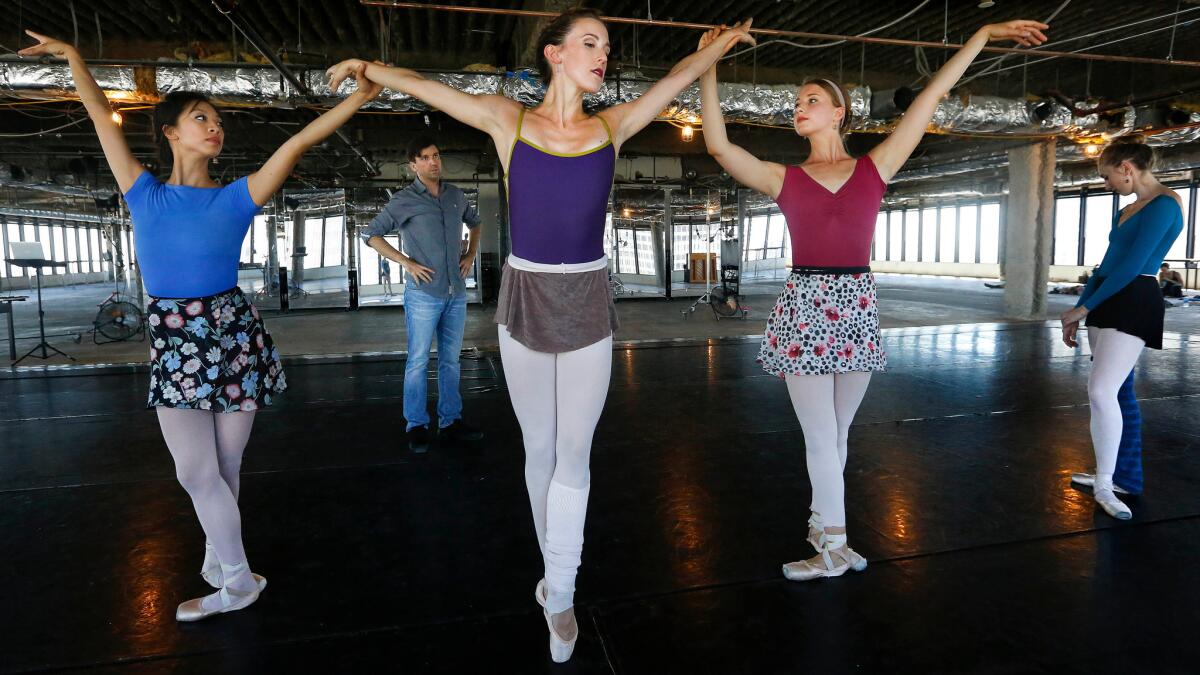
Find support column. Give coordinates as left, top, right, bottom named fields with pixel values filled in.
left=1003, top=139, right=1056, bottom=319
left=291, top=209, right=306, bottom=287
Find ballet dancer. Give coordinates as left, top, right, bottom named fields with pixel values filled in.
left=19, top=31, right=381, bottom=620
left=698, top=18, right=1048, bottom=579
left=1061, top=135, right=1183, bottom=520
left=328, top=9, right=753, bottom=660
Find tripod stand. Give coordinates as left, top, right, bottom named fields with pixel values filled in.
left=682, top=201, right=719, bottom=318
left=7, top=257, right=75, bottom=365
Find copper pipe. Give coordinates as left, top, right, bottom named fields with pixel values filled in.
left=361, top=1, right=1200, bottom=69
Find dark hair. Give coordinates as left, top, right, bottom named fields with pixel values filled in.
left=801, top=78, right=853, bottom=137
left=535, top=8, right=604, bottom=86
left=1099, top=133, right=1154, bottom=171
left=153, top=91, right=214, bottom=169
left=406, top=134, right=439, bottom=162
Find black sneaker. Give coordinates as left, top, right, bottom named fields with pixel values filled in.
left=439, top=419, right=484, bottom=443
left=407, top=425, right=431, bottom=454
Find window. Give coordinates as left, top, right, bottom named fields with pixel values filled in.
left=1054, top=196, right=1081, bottom=265
left=921, top=207, right=938, bottom=262
left=635, top=229, right=655, bottom=275
left=673, top=224, right=689, bottom=271
left=904, top=209, right=919, bottom=261
left=38, top=223, right=53, bottom=258
left=936, top=204, right=955, bottom=261
left=241, top=216, right=259, bottom=264
left=66, top=225, right=79, bottom=274
left=873, top=212, right=887, bottom=261
left=1170, top=187, right=1190, bottom=261
left=303, top=217, right=324, bottom=270
left=52, top=225, right=65, bottom=267
left=615, top=228, right=636, bottom=274
left=958, top=205, right=978, bottom=263
left=1083, top=194, right=1113, bottom=266
left=0, top=216, right=7, bottom=279
left=323, top=216, right=345, bottom=267
left=765, top=212, right=787, bottom=259
left=888, top=210, right=903, bottom=261
left=88, top=227, right=102, bottom=274
left=747, top=213, right=768, bottom=259
left=979, top=203, right=1000, bottom=264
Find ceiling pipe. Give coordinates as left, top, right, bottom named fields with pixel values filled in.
left=361, top=1, right=1200, bottom=69
left=211, top=0, right=378, bottom=176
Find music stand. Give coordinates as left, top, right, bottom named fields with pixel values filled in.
left=6, top=241, right=75, bottom=365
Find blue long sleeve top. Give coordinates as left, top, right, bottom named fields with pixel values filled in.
left=1077, top=194, right=1183, bottom=311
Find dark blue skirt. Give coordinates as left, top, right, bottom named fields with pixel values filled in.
left=146, top=286, right=287, bottom=411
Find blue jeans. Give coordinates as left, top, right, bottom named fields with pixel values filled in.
left=403, top=287, right=467, bottom=431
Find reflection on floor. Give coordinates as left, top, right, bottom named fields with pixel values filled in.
left=2, top=323, right=1198, bottom=672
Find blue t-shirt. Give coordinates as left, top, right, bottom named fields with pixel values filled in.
left=124, top=171, right=263, bottom=298
left=1078, top=194, right=1184, bottom=311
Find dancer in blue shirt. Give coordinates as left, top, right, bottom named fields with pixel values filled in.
left=1060, top=135, right=1183, bottom=520
left=20, top=31, right=381, bottom=621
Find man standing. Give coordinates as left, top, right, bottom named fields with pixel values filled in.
left=363, top=135, right=484, bottom=452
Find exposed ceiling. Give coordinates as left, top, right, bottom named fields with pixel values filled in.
left=2, top=0, right=1199, bottom=196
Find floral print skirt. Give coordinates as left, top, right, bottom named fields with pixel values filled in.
left=758, top=271, right=887, bottom=378
left=146, top=286, right=287, bottom=412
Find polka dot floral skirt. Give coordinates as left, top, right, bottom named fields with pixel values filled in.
left=758, top=272, right=887, bottom=378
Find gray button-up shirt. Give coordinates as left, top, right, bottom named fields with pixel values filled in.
left=361, top=179, right=481, bottom=299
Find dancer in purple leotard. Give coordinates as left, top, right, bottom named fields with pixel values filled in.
left=329, top=10, right=753, bottom=661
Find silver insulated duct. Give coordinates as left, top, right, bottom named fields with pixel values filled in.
left=0, top=59, right=1138, bottom=138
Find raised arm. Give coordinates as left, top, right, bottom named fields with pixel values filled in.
left=697, top=28, right=785, bottom=198
left=246, top=63, right=381, bottom=205
left=19, top=31, right=144, bottom=193
left=600, top=21, right=756, bottom=149
left=328, top=60, right=521, bottom=146
left=869, top=20, right=1048, bottom=183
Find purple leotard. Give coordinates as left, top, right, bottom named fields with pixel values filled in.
left=506, top=108, right=615, bottom=265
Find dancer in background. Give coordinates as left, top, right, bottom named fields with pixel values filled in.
left=699, top=18, right=1048, bottom=580
left=1061, top=135, right=1183, bottom=520
left=19, top=31, right=381, bottom=621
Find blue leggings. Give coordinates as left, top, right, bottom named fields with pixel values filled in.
left=1115, top=369, right=1144, bottom=494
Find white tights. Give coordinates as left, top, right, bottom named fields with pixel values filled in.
left=1087, top=327, right=1145, bottom=478
left=784, top=373, right=872, bottom=530
left=498, top=328, right=612, bottom=613
left=156, top=407, right=257, bottom=581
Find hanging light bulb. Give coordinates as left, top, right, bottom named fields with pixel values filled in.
left=681, top=124, right=694, bottom=142
left=110, top=111, right=123, bottom=126
left=1083, top=143, right=1103, bottom=157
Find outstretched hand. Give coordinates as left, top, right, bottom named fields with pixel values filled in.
left=696, top=19, right=756, bottom=56
left=18, top=30, right=74, bottom=58
left=981, top=20, right=1049, bottom=47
